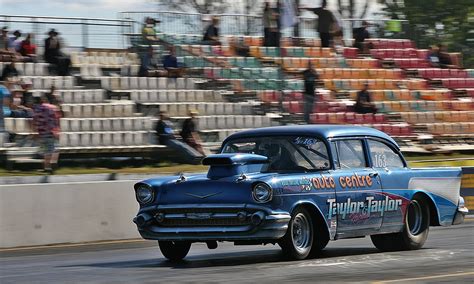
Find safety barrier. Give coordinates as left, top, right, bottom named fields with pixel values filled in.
left=0, top=180, right=139, bottom=248
left=461, top=167, right=474, bottom=211
left=0, top=168, right=472, bottom=248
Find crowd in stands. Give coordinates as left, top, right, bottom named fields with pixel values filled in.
left=1, top=78, right=61, bottom=173
left=0, top=27, right=69, bottom=172
left=0, top=2, right=472, bottom=173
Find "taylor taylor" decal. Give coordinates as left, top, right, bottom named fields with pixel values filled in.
left=327, top=196, right=402, bottom=219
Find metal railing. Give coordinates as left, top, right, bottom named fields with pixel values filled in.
left=120, top=11, right=410, bottom=41
left=0, top=15, right=134, bottom=50
left=0, top=13, right=411, bottom=51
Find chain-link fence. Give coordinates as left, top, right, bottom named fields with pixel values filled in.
left=120, top=11, right=410, bottom=42
left=0, top=15, right=133, bottom=50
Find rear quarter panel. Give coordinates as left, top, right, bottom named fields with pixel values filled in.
left=382, top=167, right=462, bottom=226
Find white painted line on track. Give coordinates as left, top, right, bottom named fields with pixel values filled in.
left=371, top=271, right=474, bottom=283
left=0, top=179, right=138, bottom=187
left=0, top=239, right=146, bottom=252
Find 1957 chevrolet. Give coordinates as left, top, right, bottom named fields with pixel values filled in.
left=133, top=125, right=468, bottom=261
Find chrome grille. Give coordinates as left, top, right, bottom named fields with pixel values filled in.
left=161, top=218, right=250, bottom=227
left=152, top=208, right=254, bottom=227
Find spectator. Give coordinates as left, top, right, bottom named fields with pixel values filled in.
left=46, top=87, right=64, bottom=118
left=139, top=46, right=153, bottom=77
left=43, top=29, right=59, bottom=63
left=303, top=61, right=319, bottom=124
left=353, top=21, right=370, bottom=52
left=155, top=111, right=203, bottom=164
left=0, top=82, right=11, bottom=146
left=44, top=29, right=71, bottom=76
left=263, top=1, right=280, bottom=47
left=162, top=46, right=184, bottom=78
left=203, top=17, right=221, bottom=45
left=0, top=27, right=9, bottom=51
left=9, top=84, right=32, bottom=118
left=32, top=93, right=61, bottom=174
left=263, top=2, right=272, bottom=46
left=427, top=46, right=440, bottom=67
left=180, top=110, right=205, bottom=155
left=19, top=33, right=37, bottom=61
left=142, top=17, right=161, bottom=45
left=8, top=30, right=22, bottom=52
left=438, top=44, right=455, bottom=68
left=301, top=0, right=336, bottom=48
left=354, top=83, right=377, bottom=114
left=332, top=28, right=344, bottom=54
left=138, top=46, right=166, bottom=77
left=1, top=59, right=20, bottom=81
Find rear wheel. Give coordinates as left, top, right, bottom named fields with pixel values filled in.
left=158, top=241, right=191, bottom=261
left=279, top=207, right=313, bottom=260
left=371, top=197, right=430, bottom=251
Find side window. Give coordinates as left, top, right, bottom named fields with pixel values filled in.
left=336, top=140, right=366, bottom=168
left=293, top=140, right=330, bottom=170
left=368, top=140, right=404, bottom=168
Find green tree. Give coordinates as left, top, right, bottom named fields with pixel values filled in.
left=381, top=0, right=474, bottom=67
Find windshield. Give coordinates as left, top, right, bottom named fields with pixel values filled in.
left=222, top=136, right=330, bottom=172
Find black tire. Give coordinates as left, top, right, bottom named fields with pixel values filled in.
left=371, top=197, right=430, bottom=252
left=278, top=207, right=314, bottom=260
left=309, top=222, right=330, bottom=257
left=158, top=241, right=191, bottom=261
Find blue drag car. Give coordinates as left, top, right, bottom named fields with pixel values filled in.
left=133, top=125, right=468, bottom=261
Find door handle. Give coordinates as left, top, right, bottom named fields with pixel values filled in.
left=369, top=172, right=379, bottom=178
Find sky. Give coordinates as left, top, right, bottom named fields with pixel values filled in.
left=0, top=0, right=156, bottom=19
left=1, top=0, right=384, bottom=49
left=1, top=0, right=384, bottom=19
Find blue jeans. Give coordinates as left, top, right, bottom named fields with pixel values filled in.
left=304, top=94, right=315, bottom=124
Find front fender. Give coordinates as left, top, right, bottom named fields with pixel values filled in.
left=290, top=200, right=334, bottom=240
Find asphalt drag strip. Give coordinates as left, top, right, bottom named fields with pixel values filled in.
left=1, top=221, right=473, bottom=283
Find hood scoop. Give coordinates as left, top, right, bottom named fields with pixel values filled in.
left=202, top=153, right=268, bottom=180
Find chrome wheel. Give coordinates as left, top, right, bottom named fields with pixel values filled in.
left=407, top=200, right=423, bottom=235
left=292, top=213, right=311, bottom=252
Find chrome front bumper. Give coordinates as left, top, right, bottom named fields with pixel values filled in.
left=453, top=196, right=469, bottom=225
left=133, top=203, right=291, bottom=241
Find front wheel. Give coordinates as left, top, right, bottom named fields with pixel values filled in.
left=278, top=207, right=314, bottom=260
left=158, top=241, right=191, bottom=261
left=371, top=197, right=430, bottom=252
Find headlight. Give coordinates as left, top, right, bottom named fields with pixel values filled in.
left=136, top=184, right=154, bottom=204
left=252, top=183, right=273, bottom=203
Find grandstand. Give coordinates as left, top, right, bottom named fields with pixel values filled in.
left=1, top=14, right=473, bottom=167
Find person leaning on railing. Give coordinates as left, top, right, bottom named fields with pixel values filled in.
left=263, top=1, right=280, bottom=47
left=300, top=0, right=336, bottom=48
left=44, top=29, right=71, bottom=76
left=202, top=17, right=221, bottom=46
left=142, top=17, right=161, bottom=45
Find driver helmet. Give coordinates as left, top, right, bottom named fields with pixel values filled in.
left=264, top=143, right=282, bottom=163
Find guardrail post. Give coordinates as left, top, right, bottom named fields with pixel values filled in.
left=82, top=19, right=88, bottom=49
left=31, top=17, right=39, bottom=47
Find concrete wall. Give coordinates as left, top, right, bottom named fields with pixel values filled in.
left=1, top=168, right=473, bottom=248
left=0, top=180, right=140, bottom=248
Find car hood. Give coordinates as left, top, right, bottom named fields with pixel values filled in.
left=139, top=172, right=276, bottom=205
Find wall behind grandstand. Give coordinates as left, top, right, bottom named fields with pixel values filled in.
left=0, top=180, right=140, bottom=248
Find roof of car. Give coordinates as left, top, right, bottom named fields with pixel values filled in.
left=223, top=125, right=399, bottom=148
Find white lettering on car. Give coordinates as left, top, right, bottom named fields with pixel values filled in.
left=327, top=197, right=402, bottom=219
